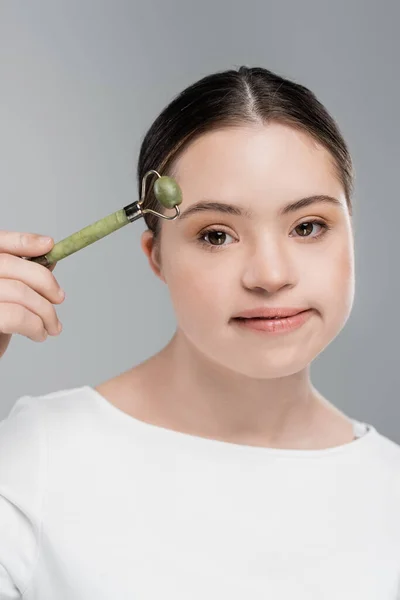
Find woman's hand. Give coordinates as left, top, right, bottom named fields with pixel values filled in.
left=0, top=231, right=65, bottom=359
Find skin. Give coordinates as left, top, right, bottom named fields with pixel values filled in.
left=96, top=122, right=356, bottom=450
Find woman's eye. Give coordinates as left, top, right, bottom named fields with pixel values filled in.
left=291, top=220, right=329, bottom=239
left=198, top=229, right=235, bottom=248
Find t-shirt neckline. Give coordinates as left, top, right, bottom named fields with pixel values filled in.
left=84, top=385, right=377, bottom=459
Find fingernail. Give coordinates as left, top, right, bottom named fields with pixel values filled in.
left=39, top=236, right=52, bottom=245
left=58, top=288, right=65, bottom=300
left=57, top=322, right=63, bottom=333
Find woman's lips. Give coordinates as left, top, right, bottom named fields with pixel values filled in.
left=232, top=309, right=313, bottom=334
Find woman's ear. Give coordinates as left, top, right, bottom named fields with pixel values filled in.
left=141, top=230, right=165, bottom=283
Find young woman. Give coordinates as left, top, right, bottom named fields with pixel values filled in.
left=0, top=66, right=399, bottom=599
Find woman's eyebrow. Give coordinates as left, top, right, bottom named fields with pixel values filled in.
left=178, top=195, right=343, bottom=221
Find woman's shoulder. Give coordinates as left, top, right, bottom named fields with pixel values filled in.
left=0, top=385, right=106, bottom=460
left=370, top=426, right=400, bottom=463
left=1, top=362, right=151, bottom=441
left=361, top=423, right=400, bottom=493
left=0, top=385, right=118, bottom=495
left=3, top=384, right=99, bottom=422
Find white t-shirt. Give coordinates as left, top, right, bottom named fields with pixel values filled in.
left=0, top=385, right=400, bottom=599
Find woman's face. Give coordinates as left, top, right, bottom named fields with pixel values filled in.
left=142, top=123, right=355, bottom=378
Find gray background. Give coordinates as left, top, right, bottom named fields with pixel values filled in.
left=1, top=0, right=399, bottom=442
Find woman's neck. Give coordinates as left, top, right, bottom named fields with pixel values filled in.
left=116, top=330, right=354, bottom=449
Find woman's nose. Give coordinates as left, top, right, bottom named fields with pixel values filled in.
left=241, top=242, right=296, bottom=294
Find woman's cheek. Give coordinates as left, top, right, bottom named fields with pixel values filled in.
left=166, top=259, right=230, bottom=327
left=317, top=243, right=355, bottom=322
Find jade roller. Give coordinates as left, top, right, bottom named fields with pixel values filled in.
left=26, top=170, right=182, bottom=268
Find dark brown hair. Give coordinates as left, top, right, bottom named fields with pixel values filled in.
left=137, top=65, right=354, bottom=241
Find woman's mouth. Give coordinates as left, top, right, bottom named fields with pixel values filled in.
left=232, top=310, right=313, bottom=334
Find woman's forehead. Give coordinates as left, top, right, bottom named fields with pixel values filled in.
left=173, top=124, right=338, bottom=188
left=171, top=124, right=343, bottom=213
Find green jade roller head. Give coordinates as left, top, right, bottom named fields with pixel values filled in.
left=27, top=170, right=182, bottom=268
